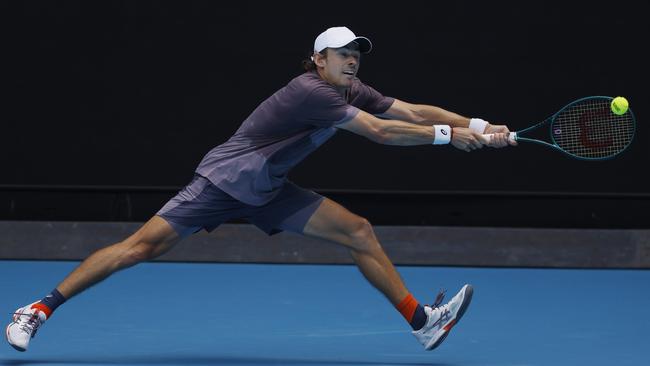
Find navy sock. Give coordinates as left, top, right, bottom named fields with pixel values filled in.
left=39, top=289, right=67, bottom=313
left=410, top=304, right=427, bottom=330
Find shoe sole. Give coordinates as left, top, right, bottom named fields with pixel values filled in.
left=426, top=284, right=474, bottom=351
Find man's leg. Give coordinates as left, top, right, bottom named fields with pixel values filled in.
left=57, top=215, right=181, bottom=299
left=302, top=198, right=473, bottom=351
left=6, top=215, right=181, bottom=351
left=302, top=198, right=408, bottom=306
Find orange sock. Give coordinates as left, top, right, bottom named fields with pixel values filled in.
left=396, top=293, right=427, bottom=330
left=396, top=293, right=419, bottom=323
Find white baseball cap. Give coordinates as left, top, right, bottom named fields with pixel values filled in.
left=313, top=26, right=372, bottom=54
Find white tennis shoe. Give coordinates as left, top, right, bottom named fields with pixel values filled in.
left=6, top=302, right=47, bottom=352
left=413, top=284, right=473, bottom=351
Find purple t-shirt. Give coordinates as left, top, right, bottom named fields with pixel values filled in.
left=196, top=71, right=394, bottom=205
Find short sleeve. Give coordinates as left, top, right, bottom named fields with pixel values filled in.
left=300, top=85, right=360, bottom=127
left=349, top=80, right=395, bottom=115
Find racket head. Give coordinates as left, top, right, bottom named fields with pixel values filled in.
left=549, top=96, right=636, bottom=160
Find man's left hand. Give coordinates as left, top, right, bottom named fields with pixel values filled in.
left=484, top=123, right=517, bottom=148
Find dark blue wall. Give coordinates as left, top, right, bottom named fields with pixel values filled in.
left=2, top=1, right=647, bottom=196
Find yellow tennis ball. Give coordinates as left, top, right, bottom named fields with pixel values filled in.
left=611, top=96, right=629, bottom=115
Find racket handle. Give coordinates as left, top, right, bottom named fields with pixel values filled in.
left=480, top=132, right=517, bottom=145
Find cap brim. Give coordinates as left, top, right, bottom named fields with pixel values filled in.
left=353, top=36, right=372, bottom=53
left=317, top=36, right=374, bottom=54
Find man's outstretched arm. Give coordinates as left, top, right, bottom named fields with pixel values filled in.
left=337, top=109, right=488, bottom=152
left=378, top=99, right=515, bottom=145
left=379, top=99, right=472, bottom=128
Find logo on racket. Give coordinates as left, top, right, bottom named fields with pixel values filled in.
left=579, top=108, right=613, bottom=149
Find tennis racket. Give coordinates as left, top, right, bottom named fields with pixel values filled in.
left=482, top=96, right=636, bottom=160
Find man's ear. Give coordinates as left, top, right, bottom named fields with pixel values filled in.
left=313, top=52, right=326, bottom=67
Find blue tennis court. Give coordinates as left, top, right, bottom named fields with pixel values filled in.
left=1, top=260, right=648, bottom=365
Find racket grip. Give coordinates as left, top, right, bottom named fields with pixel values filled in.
left=480, top=132, right=517, bottom=145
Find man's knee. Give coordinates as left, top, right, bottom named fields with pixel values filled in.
left=119, top=217, right=179, bottom=265
left=346, top=217, right=380, bottom=252
left=118, top=236, right=172, bottom=266
left=125, top=241, right=157, bottom=263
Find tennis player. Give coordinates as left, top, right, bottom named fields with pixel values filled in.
left=7, top=26, right=514, bottom=352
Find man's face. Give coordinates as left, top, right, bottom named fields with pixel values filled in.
left=316, top=45, right=361, bottom=89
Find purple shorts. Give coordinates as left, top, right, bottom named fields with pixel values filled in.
left=156, top=174, right=324, bottom=238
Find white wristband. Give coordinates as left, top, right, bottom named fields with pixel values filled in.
left=432, top=125, right=452, bottom=145
left=469, top=118, right=489, bottom=133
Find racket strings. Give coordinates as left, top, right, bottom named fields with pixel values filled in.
left=552, top=99, right=634, bottom=159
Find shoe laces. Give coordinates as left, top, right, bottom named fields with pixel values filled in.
left=14, top=310, right=43, bottom=337
left=426, top=289, right=452, bottom=327
left=426, top=289, right=447, bottom=309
